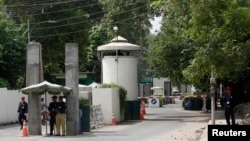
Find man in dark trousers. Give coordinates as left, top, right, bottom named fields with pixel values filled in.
left=17, top=96, right=28, bottom=130
left=48, top=95, right=58, bottom=135
left=222, top=86, right=235, bottom=125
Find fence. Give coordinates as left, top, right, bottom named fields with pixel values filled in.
left=0, top=88, right=27, bottom=125
left=234, top=102, right=250, bottom=125
left=0, top=88, right=107, bottom=130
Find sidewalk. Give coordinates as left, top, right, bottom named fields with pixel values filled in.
left=199, top=109, right=242, bottom=141
left=199, top=109, right=224, bottom=141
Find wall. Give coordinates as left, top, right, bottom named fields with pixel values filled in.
left=0, top=87, right=120, bottom=126
left=0, top=88, right=27, bottom=125
left=0, top=88, right=68, bottom=126
left=153, top=78, right=170, bottom=88
left=92, top=88, right=120, bottom=125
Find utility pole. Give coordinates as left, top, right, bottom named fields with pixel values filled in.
left=27, top=19, right=30, bottom=43
left=27, top=19, right=57, bottom=43
left=210, top=71, right=216, bottom=124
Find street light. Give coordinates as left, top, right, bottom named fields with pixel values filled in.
left=27, top=19, right=57, bottom=43
left=113, top=25, right=118, bottom=40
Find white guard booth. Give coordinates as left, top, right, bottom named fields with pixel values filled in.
left=97, top=36, right=141, bottom=101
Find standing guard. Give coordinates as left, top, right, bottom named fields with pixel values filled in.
left=17, top=96, right=28, bottom=130
left=48, top=95, right=58, bottom=135
left=55, top=96, right=66, bottom=136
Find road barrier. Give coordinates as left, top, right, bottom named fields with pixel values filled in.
left=138, top=95, right=204, bottom=107
left=22, top=120, right=29, bottom=137
left=111, top=112, right=116, bottom=125
left=138, top=95, right=203, bottom=100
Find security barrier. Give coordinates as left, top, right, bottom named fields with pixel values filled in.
left=182, top=96, right=203, bottom=110
left=138, top=95, right=204, bottom=110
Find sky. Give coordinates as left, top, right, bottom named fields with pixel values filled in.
left=150, top=16, right=162, bottom=34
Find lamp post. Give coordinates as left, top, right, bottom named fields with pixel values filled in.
left=113, top=25, right=119, bottom=83
left=27, top=19, right=57, bottom=43
left=113, top=25, right=118, bottom=40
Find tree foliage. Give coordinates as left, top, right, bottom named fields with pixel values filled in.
left=0, top=0, right=154, bottom=88
left=147, top=0, right=196, bottom=86
left=100, top=0, right=153, bottom=45
left=0, top=8, right=26, bottom=89
left=85, top=25, right=109, bottom=82
left=147, top=0, right=250, bottom=92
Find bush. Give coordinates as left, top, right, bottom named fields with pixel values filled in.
left=79, top=97, right=90, bottom=106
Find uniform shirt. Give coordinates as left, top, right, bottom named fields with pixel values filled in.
left=57, top=102, right=66, bottom=113
left=17, top=101, right=28, bottom=114
left=222, top=94, right=233, bottom=108
left=48, top=102, right=58, bottom=116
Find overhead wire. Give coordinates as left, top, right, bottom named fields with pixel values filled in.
left=31, top=13, right=148, bottom=39
left=6, top=1, right=144, bottom=21
left=2, top=0, right=85, bottom=7
left=10, top=1, right=144, bottom=28
left=2, top=0, right=94, bottom=17
left=18, top=2, right=102, bottom=18
left=5, top=0, right=149, bottom=39
left=33, top=4, right=147, bottom=30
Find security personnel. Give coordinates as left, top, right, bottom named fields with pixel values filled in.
left=17, top=96, right=28, bottom=130
left=48, top=95, right=58, bottom=135
left=55, top=96, right=66, bottom=136
left=222, top=86, right=235, bottom=125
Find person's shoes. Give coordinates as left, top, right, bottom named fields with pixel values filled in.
left=54, top=134, right=60, bottom=136
left=20, top=126, right=23, bottom=130
left=49, top=133, right=53, bottom=135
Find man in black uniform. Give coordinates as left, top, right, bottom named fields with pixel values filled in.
left=48, top=95, right=58, bottom=135
left=222, top=86, right=235, bottom=125
left=17, top=96, right=28, bottom=130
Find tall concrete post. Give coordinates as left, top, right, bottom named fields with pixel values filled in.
left=65, top=43, right=79, bottom=135
left=26, top=42, right=42, bottom=135
left=210, top=71, right=216, bottom=125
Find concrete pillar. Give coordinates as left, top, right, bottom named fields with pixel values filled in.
left=65, top=43, right=79, bottom=135
left=26, top=42, right=42, bottom=135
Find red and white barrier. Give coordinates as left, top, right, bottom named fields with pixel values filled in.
left=138, top=95, right=204, bottom=101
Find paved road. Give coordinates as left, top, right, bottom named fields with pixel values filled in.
left=0, top=99, right=211, bottom=141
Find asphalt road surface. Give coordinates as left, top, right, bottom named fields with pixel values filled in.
left=0, top=99, right=211, bottom=141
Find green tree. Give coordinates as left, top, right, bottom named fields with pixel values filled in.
left=85, top=25, right=110, bottom=82
left=2, top=0, right=103, bottom=82
left=0, top=8, right=26, bottom=89
left=148, top=0, right=250, bottom=93
left=100, top=0, right=153, bottom=45
left=184, top=0, right=250, bottom=87
left=147, top=0, right=196, bottom=86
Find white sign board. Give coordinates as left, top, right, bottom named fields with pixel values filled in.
left=148, top=97, right=160, bottom=108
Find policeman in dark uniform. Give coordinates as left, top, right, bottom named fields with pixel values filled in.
left=222, top=86, right=235, bottom=125
left=48, top=95, right=58, bottom=135
left=17, top=96, right=28, bottom=130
